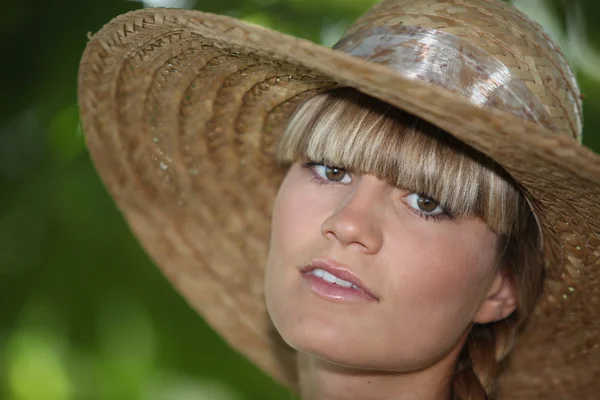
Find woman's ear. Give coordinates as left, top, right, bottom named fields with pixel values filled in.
left=473, top=272, right=518, bottom=324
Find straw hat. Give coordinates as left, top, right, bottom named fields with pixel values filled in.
left=77, top=0, right=600, bottom=398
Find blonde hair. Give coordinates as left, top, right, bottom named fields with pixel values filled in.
left=277, top=88, right=545, bottom=399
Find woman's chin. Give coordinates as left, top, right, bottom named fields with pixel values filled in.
left=279, top=316, right=452, bottom=374
left=279, top=319, right=379, bottom=369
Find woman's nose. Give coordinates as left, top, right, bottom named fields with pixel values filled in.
left=320, top=176, right=385, bottom=254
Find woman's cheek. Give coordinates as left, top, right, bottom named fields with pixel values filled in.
left=384, top=222, right=496, bottom=321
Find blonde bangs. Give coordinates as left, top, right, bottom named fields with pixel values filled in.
left=277, top=88, right=529, bottom=235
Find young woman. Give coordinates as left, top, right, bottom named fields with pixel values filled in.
left=265, top=87, right=541, bottom=399
left=77, top=0, right=599, bottom=398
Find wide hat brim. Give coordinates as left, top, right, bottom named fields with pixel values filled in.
left=78, top=7, right=600, bottom=399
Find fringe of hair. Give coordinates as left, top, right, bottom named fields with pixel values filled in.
left=277, top=88, right=527, bottom=236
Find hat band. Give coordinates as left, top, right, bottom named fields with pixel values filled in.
left=334, top=25, right=557, bottom=132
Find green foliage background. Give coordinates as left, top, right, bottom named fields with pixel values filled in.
left=1, top=0, right=599, bottom=399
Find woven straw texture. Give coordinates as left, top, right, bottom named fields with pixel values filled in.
left=77, top=0, right=600, bottom=398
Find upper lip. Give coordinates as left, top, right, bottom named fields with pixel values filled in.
left=301, top=258, right=379, bottom=300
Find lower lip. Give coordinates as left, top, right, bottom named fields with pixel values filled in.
left=302, top=272, right=378, bottom=303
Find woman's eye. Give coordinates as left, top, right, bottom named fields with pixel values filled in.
left=404, top=193, right=445, bottom=215
left=314, top=164, right=352, bottom=184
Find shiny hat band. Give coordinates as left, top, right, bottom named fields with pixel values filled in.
left=334, top=25, right=558, bottom=132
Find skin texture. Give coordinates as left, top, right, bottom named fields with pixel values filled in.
left=264, top=162, right=517, bottom=400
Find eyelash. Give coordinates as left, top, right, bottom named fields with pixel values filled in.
left=299, top=161, right=455, bottom=223
left=407, top=196, right=456, bottom=223
left=300, top=161, right=347, bottom=186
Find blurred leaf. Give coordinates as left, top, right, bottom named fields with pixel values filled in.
left=141, top=373, right=244, bottom=400
left=5, top=303, right=72, bottom=400
left=242, top=12, right=276, bottom=29
left=48, top=105, right=85, bottom=166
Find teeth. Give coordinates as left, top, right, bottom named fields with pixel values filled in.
left=310, top=268, right=357, bottom=289
left=322, top=270, right=337, bottom=284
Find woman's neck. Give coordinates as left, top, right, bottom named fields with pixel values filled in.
left=296, top=352, right=456, bottom=400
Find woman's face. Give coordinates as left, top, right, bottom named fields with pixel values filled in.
left=265, top=162, right=513, bottom=371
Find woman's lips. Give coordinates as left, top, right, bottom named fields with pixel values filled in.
left=300, top=258, right=379, bottom=303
